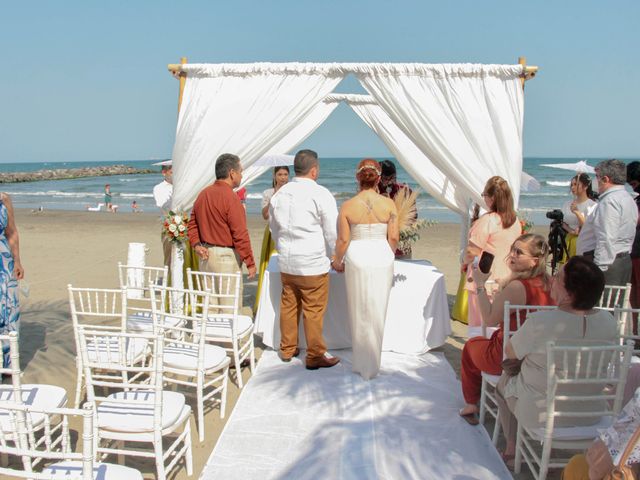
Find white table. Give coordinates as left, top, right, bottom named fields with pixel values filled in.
left=254, top=255, right=451, bottom=355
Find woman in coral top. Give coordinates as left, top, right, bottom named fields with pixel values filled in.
left=463, top=176, right=522, bottom=332
left=458, top=233, right=555, bottom=424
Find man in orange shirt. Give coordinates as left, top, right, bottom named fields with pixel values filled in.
left=188, top=153, right=256, bottom=308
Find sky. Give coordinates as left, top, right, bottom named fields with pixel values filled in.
left=1, top=1, right=639, bottom=163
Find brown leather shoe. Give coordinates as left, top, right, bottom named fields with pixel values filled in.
left=278, top=348, right=300, bottom=363
left=306, top=353, right=340, bottom=370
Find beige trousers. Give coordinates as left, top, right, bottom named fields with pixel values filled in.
left=199, top=246, right=243, bottom=309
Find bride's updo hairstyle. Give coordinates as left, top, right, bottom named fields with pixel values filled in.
left=356, top=158, right=382, bottom=190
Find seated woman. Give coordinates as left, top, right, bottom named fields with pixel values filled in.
left=458, top=233, right=554, bottom=424
left=496, top=256, right=618, bottom=464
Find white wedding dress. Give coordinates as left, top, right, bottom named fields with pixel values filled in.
left=345, top=219, right=394, bottom=380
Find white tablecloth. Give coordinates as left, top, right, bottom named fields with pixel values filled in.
left=254, top=255, right=451, bottom=354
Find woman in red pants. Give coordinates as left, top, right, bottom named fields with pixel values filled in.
left=458, top=233, right=555, bottom=424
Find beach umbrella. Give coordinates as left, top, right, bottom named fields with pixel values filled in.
left=252, top=154, right=295, bottom=167
left=540, top=160, right=595, bottom=174
left=152, top=160, right=172, bottom=166
left=520, top=171, right=540, bottom=193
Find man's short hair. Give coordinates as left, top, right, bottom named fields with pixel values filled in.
left=379, top=160, right=397, bottom=177
left=215, top=153, right=241, bottom=180
left=161, top=165, right=172, bottom=173
left=596, top=159, right=627, bottom=185
left=627, top=161, right=640, bottom=183
left=294, top=149, right=318, bottom=175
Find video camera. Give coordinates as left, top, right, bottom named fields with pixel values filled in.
left=546, top=209, right=564, bottom=222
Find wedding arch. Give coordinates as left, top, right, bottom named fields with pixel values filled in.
left=166, top=58, right=538, bottom=286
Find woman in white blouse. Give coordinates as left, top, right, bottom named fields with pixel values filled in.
left=253, top=166, right=290, bottom=313
left=560, top=173, right=597, bottom=263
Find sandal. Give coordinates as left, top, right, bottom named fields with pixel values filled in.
left=458, top=408, right=479, bottom=425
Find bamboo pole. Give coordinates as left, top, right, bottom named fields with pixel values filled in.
left=177, top=57, right=187, bottom=114
left=167, top=62, right=540, bottom=79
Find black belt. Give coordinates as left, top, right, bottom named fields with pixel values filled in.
left=201, top=242, right=233, bottom=249
left=582, top=250, right=629, bottom=259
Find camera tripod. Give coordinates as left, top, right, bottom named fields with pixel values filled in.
left=548, top=221, right=569, bottom=274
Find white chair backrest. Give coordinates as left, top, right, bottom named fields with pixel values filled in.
left=67, top=285, right=127, bottom=330
left=150, top=285, right=210, bottom=372
left=598, top=283, right=632, bottom=311
left=117, top=263, right=168, bottom=300
left=545, top=340, right=633, bottom=427
left=78, top=328, right=163, bottom=416
left=186, top=269, right=241, bottom=335
left=614, top=307, right=640, bottom=356
left=0, top=403, right=95, bottom=480
left=0, top=333, right=23, bottom=403
left=502, top=302, right=558, bottom=357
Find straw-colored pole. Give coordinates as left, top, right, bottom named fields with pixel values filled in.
left=518, top=56, right=527, bottom=89
left=177, top=57, right=187, bottom=114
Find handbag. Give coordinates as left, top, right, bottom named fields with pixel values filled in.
left=604, top=425, right=640, bottom=480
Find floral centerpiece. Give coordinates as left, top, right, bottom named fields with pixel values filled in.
left=162, top=211, right=189, bottom=245
left=393, top=188, right=436, bottom=256
left=518, top=210, right=534, bottom=233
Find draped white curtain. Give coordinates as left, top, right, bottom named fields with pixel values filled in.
left=171, top=63, right=347, bottom=211
left=351, top=64, right=525, bottom=208
left=336, top=94, right=471, bottom=215
left=238, top=99, right=341, bottom=189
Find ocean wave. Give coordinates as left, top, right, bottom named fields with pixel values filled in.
left=246, top=193, right=262, bottom=200
left=520, top=192, right=569, bottom=197
left=6, top=190, right=153, bottom=198
left=545, top=180, right=571, bottom=187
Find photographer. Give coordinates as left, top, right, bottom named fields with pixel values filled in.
left=559, top=173, right=597, bottom=262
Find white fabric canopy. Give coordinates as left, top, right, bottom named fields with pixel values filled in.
left=332, top=94, right=471, bottom=215
left=238, top=99, right=341, bottom=189
left=352, top=63, right=525, bottom=208
left=171, top=63, right=346, bottom=211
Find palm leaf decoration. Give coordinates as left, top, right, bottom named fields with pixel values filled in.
left=393, top=187, right=419, bottom=233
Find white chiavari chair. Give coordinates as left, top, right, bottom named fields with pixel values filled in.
left=150, top=285, right=230, bottom=442
left=0, top=402, right=142, bottom=479
left=515, top=341, right=632, bottom=480
left=68, top=285, right=148, bottom=409
left=187, top=269, right=255, bottom=388
left=117, top=263, right=170, bottom=332
left=78, top=328, right=192, bottom=480
left=478, top=302, right=557, bottom=445
left=0, top=332, right=68, bottom=468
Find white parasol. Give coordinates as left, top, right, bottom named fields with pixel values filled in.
left=152, top=160, right=172, bottom=166
left=520, top=171, right=540, bottom=192
left=540, top=160, right=595, bottom=174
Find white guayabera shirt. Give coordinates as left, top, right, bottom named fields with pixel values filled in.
left=269, top=177, right=338, bottom=276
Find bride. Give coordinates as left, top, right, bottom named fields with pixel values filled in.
left=332, top=159, right=399, bottom=380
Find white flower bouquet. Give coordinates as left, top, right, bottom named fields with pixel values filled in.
left=162, top=211, right=189, bottom=245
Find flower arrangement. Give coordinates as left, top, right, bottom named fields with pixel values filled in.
left=518, top=210, right=534, bottom=233
left=162, top=211, right=189, bottom=245
left=393, top=188, right=436, bottom=255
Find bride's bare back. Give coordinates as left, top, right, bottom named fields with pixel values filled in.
left=342, top=191, right=396, bottom=226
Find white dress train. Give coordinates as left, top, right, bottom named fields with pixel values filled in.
left=345, top=223, right=394, bottom=380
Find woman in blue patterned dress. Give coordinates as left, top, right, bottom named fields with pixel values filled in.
left=0, top=192, right=24, bottom=368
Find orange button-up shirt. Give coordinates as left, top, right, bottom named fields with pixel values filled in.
left=187, top=181, right=255, bottom=268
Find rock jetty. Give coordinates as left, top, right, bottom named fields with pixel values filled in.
left=0, top=165, right=155, bottom=183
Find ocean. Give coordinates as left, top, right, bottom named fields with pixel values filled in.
left=0, top=157, right=632, bottom=226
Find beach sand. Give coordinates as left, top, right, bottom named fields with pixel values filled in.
left=13, top=209, right=548, bottom=478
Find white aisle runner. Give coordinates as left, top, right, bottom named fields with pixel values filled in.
left=201, top=350, right=511, bottom=479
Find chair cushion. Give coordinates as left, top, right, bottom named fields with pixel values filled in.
left=127, top=312, right=183, bottom=332
left=481, top=372, right=500, bottom=385
left=206, top=314, right=253, bottom=338
left=44, top=461, right=143, bottom=479
left=164, top=343, right=229, bottom=371
left=529, top=415, right=613, bottom=441
left=86, top=337, right=147, bottom=363
left=97, top=390, right=188, bottom=433
left=0, top=384, right=68, bottom=430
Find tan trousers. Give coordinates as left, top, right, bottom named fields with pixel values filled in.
left=279, top=272, right=329, bottom=360
left=496, top=374, right=519, bottom=446
left=199, top=246, right=243, bottom=309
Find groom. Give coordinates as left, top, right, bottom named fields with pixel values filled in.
left=269, top=149, right=340, bottom=369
